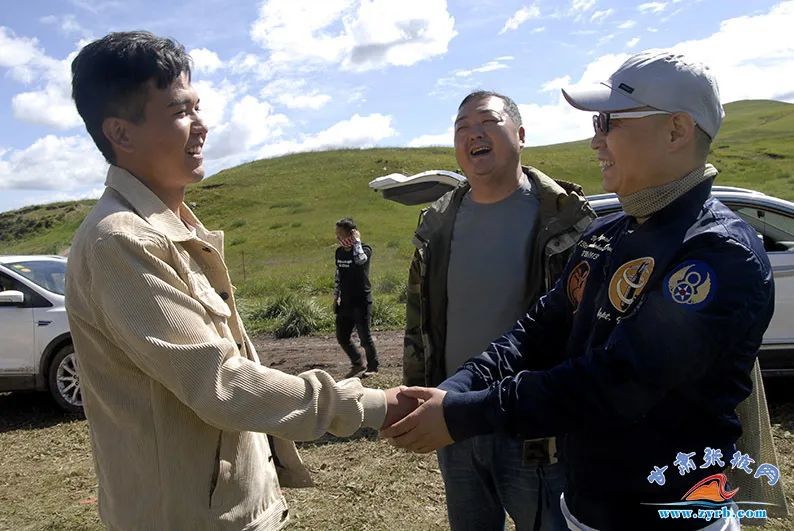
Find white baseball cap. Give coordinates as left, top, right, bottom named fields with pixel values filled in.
left=561, top=49, right=724, bottom=139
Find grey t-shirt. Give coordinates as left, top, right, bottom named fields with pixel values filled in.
left=444, top=180, right=540, bottom=377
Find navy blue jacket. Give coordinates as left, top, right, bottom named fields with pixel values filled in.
left=440, top=181, right=775, bottom=530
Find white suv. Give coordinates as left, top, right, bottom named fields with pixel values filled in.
left=0, top=255, right=81, bottom=413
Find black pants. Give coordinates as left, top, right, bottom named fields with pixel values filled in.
left=335, top=302, right=378, bottom=370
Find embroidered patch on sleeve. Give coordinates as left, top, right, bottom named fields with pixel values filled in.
left=608, top=257, right=655, bottom=313
left=567, top=261, right=591, bottom=309
left=665, top=260, right=716, bottom=309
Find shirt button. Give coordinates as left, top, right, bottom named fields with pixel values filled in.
left=219, top=291, right=230, bottom=300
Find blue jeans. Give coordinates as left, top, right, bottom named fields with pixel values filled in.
left=437, top=433, right=568, bottom=531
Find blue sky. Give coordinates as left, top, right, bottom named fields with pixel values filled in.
left=1, top=0, right=793, bottom=213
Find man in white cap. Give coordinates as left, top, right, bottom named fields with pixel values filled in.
left=383, top=50, right=776, bottom=530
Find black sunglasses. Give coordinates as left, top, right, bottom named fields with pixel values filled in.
left=592, top=110, right=672, bottom=135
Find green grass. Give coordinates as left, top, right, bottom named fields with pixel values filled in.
left=2, top=100, right=793, bottom=299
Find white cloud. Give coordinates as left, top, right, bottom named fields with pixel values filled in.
left=597, top=33, right=616, bottom=46
left=407, top=127, right=453, bottom=147
left=539, top=0, right=794, bottom=147
left=12, top=83, right=82, bottom=129
left=40, top=14, right=90, bottom=38
left=277, top=93, right=332, bottom=110
left=250, top=0, right=457, bottom=72
left=193, top=79, right=238, bottom=128
left=204, top=95, right=290, bottom=159
left=638, top=2, right=667, bottom=14
left=0, top=27, right=43, bottom=67
left=433, top=56, right=515, bottom=96
left=591, top=9, right=614, bottom=23
left=540, top=75, right=572, bottom=93
left=499, top=5, right=541, bottom=34
left=454, top=58, right=512, bottom=77
left=0, top=29, right=81, bottom=129
left=299, top=113, right=396, bottom=150
left=570, top=0, right=596, bottom=18
left=0, top=27, right=62, bottom=83
left=257, top=113, right=397, bottom=158
left=518, top=98, right=594, bottom=147
left=228, top=52, right=271, bottom=78
left=626, top=37, right=640, bottom=48
left=0, top=135, right=107, bottom=191
left=663, top=0, right=794, bottom=104
left=259, top=78, right=332, bottom=110
left=617, top=20, right=636, bottom=29
left=532, top=26, right=546, bottom=33
left=571, top=0, right=596, bottom=12
left=569, top=53, right=629, bottom=87
left=67, top=0, right=122, bottom=14
left=189, top=48, right=223, bottom=74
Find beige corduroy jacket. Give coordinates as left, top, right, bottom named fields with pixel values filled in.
left=65, top=166, right=386, bottom=531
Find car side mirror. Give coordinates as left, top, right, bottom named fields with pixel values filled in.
left=0, top=290, right=25, bottom=305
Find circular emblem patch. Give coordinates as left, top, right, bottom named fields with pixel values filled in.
left=665, top=260, right=715, bottom=309
left=567, top=261, right=591, bottom=309
left=608, top=257, right=655, bottom=313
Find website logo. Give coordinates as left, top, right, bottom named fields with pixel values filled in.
left=645, top=448, right=780, bottom=522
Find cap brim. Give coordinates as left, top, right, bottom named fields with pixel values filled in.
left=562, top=82, right=643, bottom=112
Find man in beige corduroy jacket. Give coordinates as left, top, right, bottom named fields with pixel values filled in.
left=66, top=31, right=416, bottom=531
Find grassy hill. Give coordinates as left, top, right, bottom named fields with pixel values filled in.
left=2, top=99, right=793, bottom=305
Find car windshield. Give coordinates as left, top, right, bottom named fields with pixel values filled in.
left=5, top=260, right=66, bottom=295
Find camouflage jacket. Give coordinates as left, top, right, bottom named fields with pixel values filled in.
left=403, top=166, right=595, bottom=387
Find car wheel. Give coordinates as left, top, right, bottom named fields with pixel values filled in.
left=48, top=345, right=84, bottom=415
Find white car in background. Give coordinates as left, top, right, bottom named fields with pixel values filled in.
left=370, top=171, right=794, bottom=377
left=0, top=255, right=81, bottom=414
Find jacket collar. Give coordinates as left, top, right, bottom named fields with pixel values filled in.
left=105, top=165, right=202, bottom=243
left=416, top=165, right=591, bottom=245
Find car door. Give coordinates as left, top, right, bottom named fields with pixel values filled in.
left=0, top=270, right=36, bottom=374
left=730, top=203, right=794, bottom=375
left=368, top=170, right=465, bottom=205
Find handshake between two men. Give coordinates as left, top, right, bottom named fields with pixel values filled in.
left=382, top=386, right=452, bottom=453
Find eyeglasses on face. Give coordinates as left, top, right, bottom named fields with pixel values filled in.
left=592, top=110, right=672, bottom=135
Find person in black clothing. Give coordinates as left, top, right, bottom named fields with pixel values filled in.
left=334, top=218, right=379, bottom=378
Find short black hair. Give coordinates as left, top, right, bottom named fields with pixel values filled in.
left=71, top=31, right=193, bottom=164
left=458, top=90, right=522, bottom=128
left=336, top=217, right=357, bottom=232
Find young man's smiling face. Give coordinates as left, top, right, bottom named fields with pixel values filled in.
left=126, top=71, right=207, bottom=193
left=453, top=95, right=524, bottom=185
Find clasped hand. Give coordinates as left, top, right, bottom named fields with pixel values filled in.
left=381, top=386, right=452, bottom=453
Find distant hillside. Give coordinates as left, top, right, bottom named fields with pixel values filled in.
left=2, top=99, right=792, bottom=293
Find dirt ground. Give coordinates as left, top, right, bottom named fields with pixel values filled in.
left=1, top=331, right=793, bottom=530
left=253, top=329, right=405, bottom=376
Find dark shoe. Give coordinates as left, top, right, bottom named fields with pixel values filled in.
left=344, top=364, right=366, bottom=378
left=363, top=367, right=379, bottom=378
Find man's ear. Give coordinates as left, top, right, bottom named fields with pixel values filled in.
left=102, top=117, right=135, bottom=155
left=518, top=125, right=526, bottom=147
left=668, top=112, right=696, bottom=153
